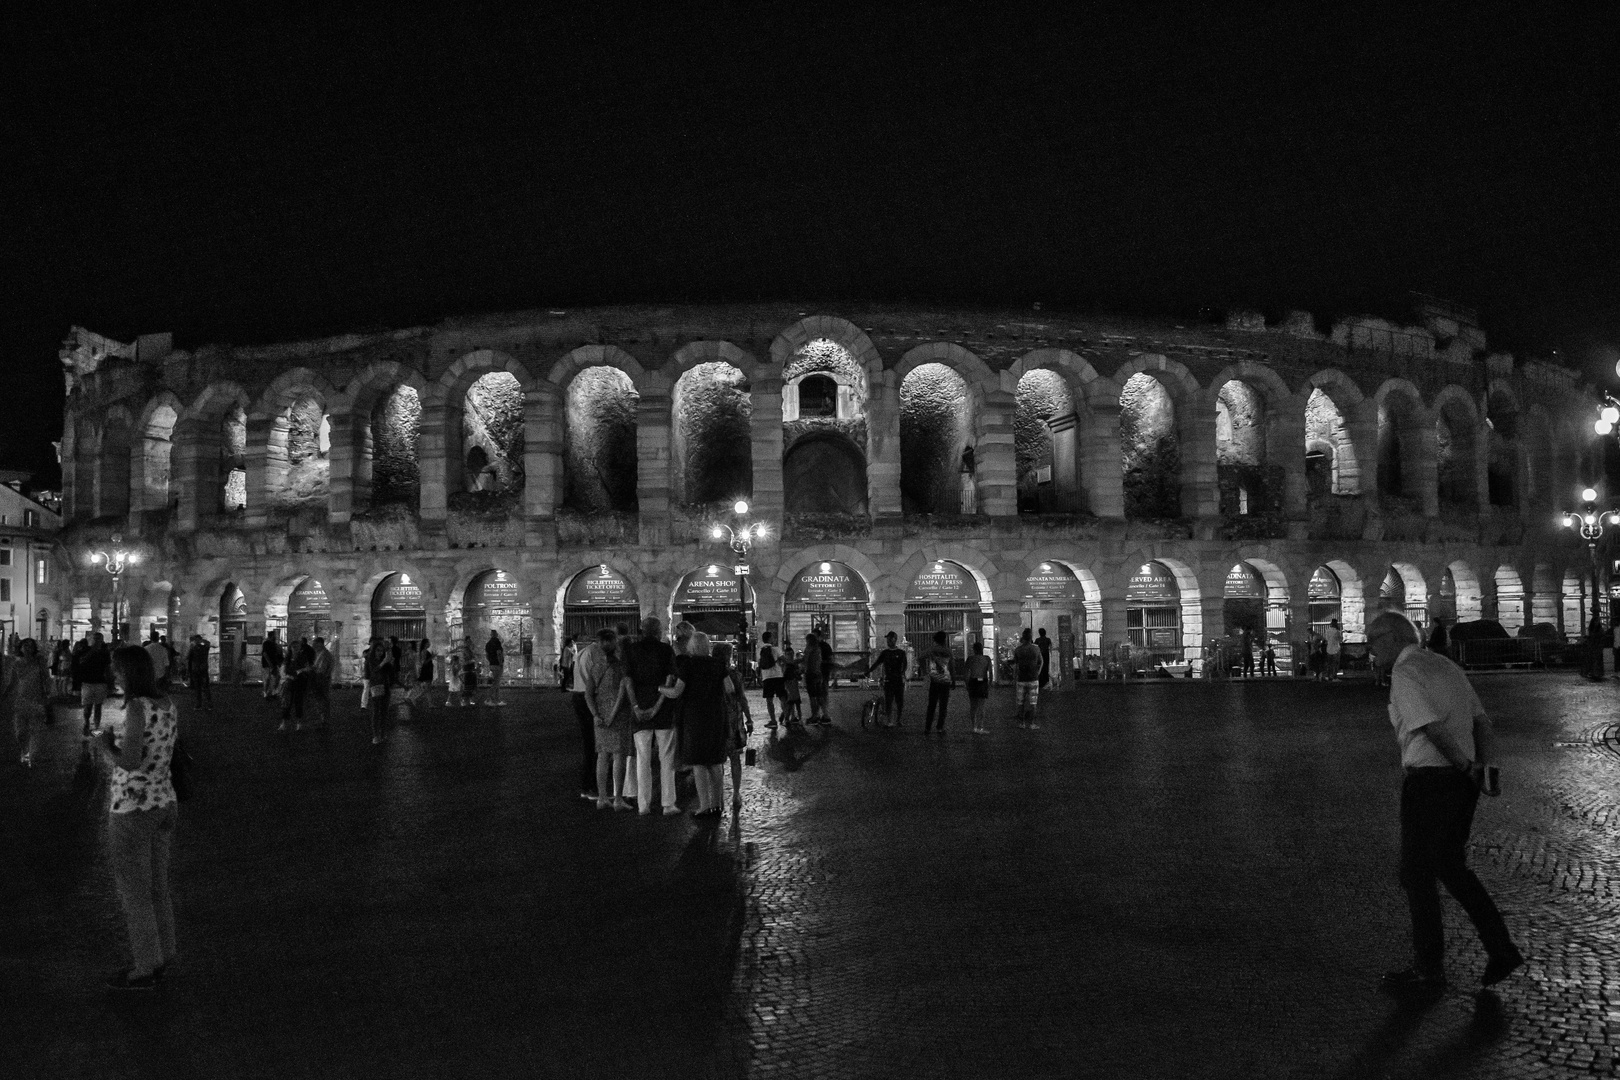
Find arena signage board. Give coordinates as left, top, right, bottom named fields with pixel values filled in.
left=288, top=579, right=330, bottom=615
left=1309, top=567, right=1340, bottom=599
left=786, top=561, right=868, bottom=604
left=374, top=573, right=425, bottom=614
left=1125, top=562, right=1178, bottom=603
left=1024, top=562, right=1081, bottom=601
left=564, top=565, right=636, bottom=607
left=906, top=561, right=978, bottom=605
left=467, top=570, right=523, bottom=612
left=675, top=565, right=753, bottom=608
left=1224, top=563, right=1265, bottom=600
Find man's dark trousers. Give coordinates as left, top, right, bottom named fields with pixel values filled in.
left=924, top=682, right=950, bottom=731
left=571, top=690, right=597, bottom=794
left=884, top=680, right=904, bottom=723
left=1399, top=768, right=1515, bottom=975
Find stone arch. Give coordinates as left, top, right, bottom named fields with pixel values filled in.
left=1561, top=565, right=1592, bottom=638
left=1110, top=548, right=1206, bottom=661
left=893, top=342, right=997, bottom=389
left=887, top=544, right=999, bottom=607
left=1118, top=370, right=1183, bottom=518
left=899, top=359, right=974, bottom=514
left=1379, top=561, right=1429, bottom=622
left=428, top=351, right=534, bottom=498
left=550, top=554, right=658, bottom=655
left=771, top=544, right=888, bottom=600
left=252, top=368, right=338, bottom=509
left=1372, top=379, right=1429, bottom=502
left=1431, top=385, right=1482, bottom=508
left=1210, top=374, right=1281, bottom=517
left=96, top=405, right=135, bottom=519
left=338, top=361, right=431, bottom=513
left=546, top=344, right=649, bottom=390
left=1302, top=369, right=1367, bottom=496
left=1307, top=559, right=1367, bottom=641
left=1485, top=385, right=1522, bottom=508
left=179, top=382, right=252, bottom=522
left=132, top=392, right=183, bottom=514
left=561, top=360, right=640, bottom=513
left=1007, top=349, right=1106, bottom=407
left=1014, top=368, right=1077, bottom=513
left=1215, top=550, right=1293, bottom=646
left=672, top=360, right=753, bottom=506
left=1445, top=560, right=1484, bottom=623
left=440, top=557, right=533, bottom=644
left=667, top=340, right=765, bottom=382
left=769, top=316, right=883, bottom=377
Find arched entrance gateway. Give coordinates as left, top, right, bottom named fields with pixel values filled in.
left=1126, top=562, right=1181, bottom=664
left=1022, top=562, right=1087, bottom=682
left=463, top=570, right=532, bottom=671
left=1223, top=562, right=1266, bottom=637
left=1309, top=566, right=1342, bottom=638
left=219, top=583, right=248, bottom=683
left=372, top=572, right=426, bottom=642
left=561, top=565, right=640, bottom=640
left=783, top=561, right=872, bottom=674
left=905, top=560, right=987, bottom=678
left=287, top=578, right=333, bottom=645
left=674, top=565, right=754, bottom=640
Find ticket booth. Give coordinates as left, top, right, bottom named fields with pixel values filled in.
left=287, top=577, right=334, bottom=645
left=1022, top=562, right=1087, bottom=684
left=463, top=569, right=531, bottom=658
left=904, top=560, right=986, bottom=680
left=219, top=583, right=248, bottom=683
left=562, top=565, right=641, bottom=640
left=372, top=572, right=427, bottom=642
left=674, top=564, right=754, bottom=640
left=1125, top=562, right=1181, bottom=663
left=784, top=561, right=872, bottom=677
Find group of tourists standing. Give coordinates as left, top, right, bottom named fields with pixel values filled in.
left=573, top=617, right=752, bottom=818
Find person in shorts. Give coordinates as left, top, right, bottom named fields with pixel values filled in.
left=757, top=631, right=784, bottom=728
left=1012, top=627, right=1043, bottom=730
left=964, top=638, right=992, bottom=734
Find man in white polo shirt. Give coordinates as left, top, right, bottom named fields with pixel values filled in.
left=1369, top=611, right=1522, bottom=991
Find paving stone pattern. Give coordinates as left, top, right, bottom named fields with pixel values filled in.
left=3, top=676, right=1620, bottom=1078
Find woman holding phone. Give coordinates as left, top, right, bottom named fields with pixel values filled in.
left=87, top=645, right=180, bottom=991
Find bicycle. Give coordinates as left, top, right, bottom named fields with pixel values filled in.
left=858, top=678, right=885, bottom=729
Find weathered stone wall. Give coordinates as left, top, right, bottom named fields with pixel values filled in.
left=278, top=395, right=329, bottom=506
left=673, top=361, right=752, bottom=505
left=372, top=385, right=421, bottom=507
left=464, top=372, right=525, bottom=491
left=564, top=366, right=638, bottom=512
left=900, top=362, right=969, bottom=514
left=223, top=406, right=247, bottom=512
left=1015, top=369, right=1071, bottom=511
left=1214, top=381, right=1263, bottom=466
left=1120, top=373, right=1179, bottom=519
left=783, top=433, right=869, bottom=515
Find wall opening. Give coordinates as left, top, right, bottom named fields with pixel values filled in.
left=1015, top=369, right=1076, bottom=514
left=269, top=392, right=330, bottom=506
left=372, top=571, right=427, bottom=642
left=1215, top=380, right=1274, bottom=516
left=1434, top=401, right=1478, bottom=507
left=140, top=405, right=178, bottom=512
left=1120, top=373, right=1179, bottom=518
left=1377, top=393, right=1423, bottom=502
left=563, top=367, right=639, bottom=512
left=463, top=372, right=525, bottom=494
left=1304, top=388, right=1354, bottom=496
left=1486, top=391, right=1519, bottom=508
left=783, top=433, right=869, bottom=515
left=372, top=385, right=422, bottom=509
left=900, top=363, right=972, bottom=515
left=784, top=560, right=873, bottom=674
left=673, top=361, right=752, bottom=506
left=223, top=405, right=247, bottom=513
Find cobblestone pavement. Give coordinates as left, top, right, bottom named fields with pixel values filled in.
left=3, top=675, right=1619, bottom=1079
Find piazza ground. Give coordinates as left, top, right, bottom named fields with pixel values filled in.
left=3, top=675, right=1619, bottom=1079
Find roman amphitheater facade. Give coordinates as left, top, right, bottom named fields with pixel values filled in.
left=50, top=305, right=1604, bottom=679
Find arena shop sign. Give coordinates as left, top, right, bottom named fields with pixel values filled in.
left=675, top=565, right=755, bottom=609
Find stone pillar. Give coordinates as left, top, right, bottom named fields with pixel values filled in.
left=174, top=435, right=209, bottom=533
left=1347, top=401, right=1379, bottom=498
left=866, top=369, right=902, bottom=517
left=327, top=409, right=360, bottom=523
left=1082, top=399, right=1126, bottom=519
left=1182, top=394, right=1220, bottom=521
left=637, top=376, right=674, bottom=547
left=243, top=414, right=276, bottom=528
left=1197, top=591, right=1224, bottom=670
left=525, top=383, right=561, bottom=522
left=977, top=388, right=1017, bottom=517
left=750, top=375, right=785, bottom=530
left=1276, top=395, right=1308, bottom=518
left=418, top=402, right=449, bottom=527
left=326, top=600, right=357, bottom=686
left=1048, top=412, right=1081, bottom=512
left=872, top=601, right=906, bottom=647
left=1099, top=594, right=1130, bottom=661
left=1286, top=592, right=1311, bottom=672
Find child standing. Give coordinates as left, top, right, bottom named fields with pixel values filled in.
left=780, top=644, right=804, bottom=728
left=964, top=639, right=991, bottom=734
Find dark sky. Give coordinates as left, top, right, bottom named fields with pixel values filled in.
left=5, top=3, right=1620, bottom=485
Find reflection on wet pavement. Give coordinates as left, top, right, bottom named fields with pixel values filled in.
left=3, top=676, right=1619, bottom=1078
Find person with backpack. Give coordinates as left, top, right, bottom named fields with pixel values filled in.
left=923, top=630, right=955, bottom=734
left=757, top=630, right=783, bottom=728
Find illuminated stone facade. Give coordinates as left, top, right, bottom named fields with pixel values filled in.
left=49, top=304, right=1604, bottom=678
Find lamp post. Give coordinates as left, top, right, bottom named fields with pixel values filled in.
left=1560, top=488, right=1618, bottom=677
left=88, top=533, right=140, bottom=644
left=710, top=499, right=766, bottom=648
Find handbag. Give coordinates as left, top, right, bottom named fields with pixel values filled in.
left=169, top=735, right=194, bottom=803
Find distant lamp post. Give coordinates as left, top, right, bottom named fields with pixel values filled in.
left=1594, top=397, right=1620, bottom=437
left=88, top=533, right=140, bottom=644
left=710, top=500, right=766, bottom=638
left=1560, top=488, right=1619, bottom=640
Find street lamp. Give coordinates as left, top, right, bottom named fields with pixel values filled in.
left=1560, top=489, right=1619, bottom=671
left=710, top=500, right=767, bottom=643
left=88, top=533, right=140, bottom=644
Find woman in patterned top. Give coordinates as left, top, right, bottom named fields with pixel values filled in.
left=2, top=637, right=53, bottom=767
left=87, top=645, right=179, bottom=991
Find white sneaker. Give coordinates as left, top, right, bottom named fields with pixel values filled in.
left=371, top=735, right=382, bottom=745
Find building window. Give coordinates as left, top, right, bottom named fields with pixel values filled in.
left=0, top=549, right=11, bottom=566
left=36, top=557, right=48, bottom=585
left=0, top=579, right=10, bottom=602
left=24, top=510, right=37, bottom=527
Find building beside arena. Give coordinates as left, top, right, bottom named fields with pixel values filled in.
left=47, top=302, right=1605, bottom=681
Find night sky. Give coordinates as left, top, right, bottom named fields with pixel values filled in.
left=5, top=4, right=1620, bottom=485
